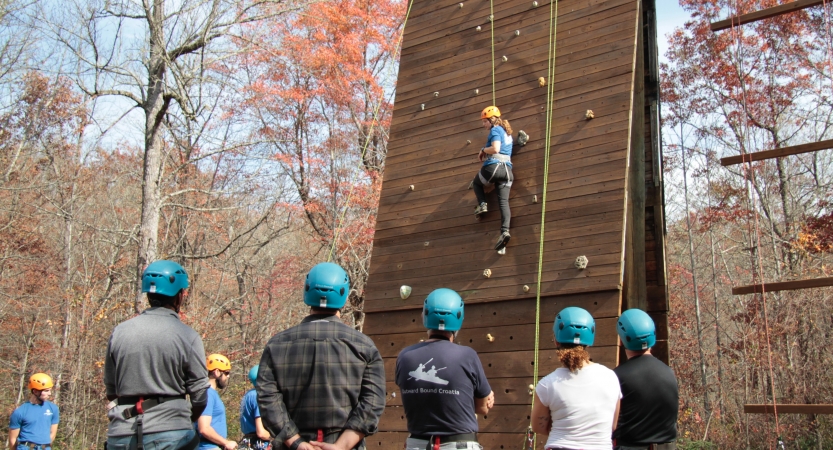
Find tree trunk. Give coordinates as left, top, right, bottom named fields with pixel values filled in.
left=135, top=0, right=168, bottom=313
left=681, top=127, right=710, bottom=414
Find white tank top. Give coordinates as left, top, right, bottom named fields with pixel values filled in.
left=535, top=363, right=622, bottom=449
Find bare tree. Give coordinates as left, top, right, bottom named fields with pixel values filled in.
left=47, top=0, right=299, bottom=311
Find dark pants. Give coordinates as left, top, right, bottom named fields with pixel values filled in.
left=472, top=163, right=513, bottom=233
left=615, top=443, right=677, bottom=450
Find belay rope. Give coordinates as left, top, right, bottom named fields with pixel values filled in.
left=729, top=1, right=782, bottom=447
left=525, top=0, right=560, bottom=448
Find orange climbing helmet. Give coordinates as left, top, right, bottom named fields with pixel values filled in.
left=481, top=106, right=501, bottom=119
left=206, top=354, right=231, bottom=371
left=29, top=373, right=54, bottom=390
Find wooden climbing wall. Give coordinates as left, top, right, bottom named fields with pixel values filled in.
left=362, top=0, right=667, bottom=447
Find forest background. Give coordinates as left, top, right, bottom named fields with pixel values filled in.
left=0, top=0, right=832, bottom=448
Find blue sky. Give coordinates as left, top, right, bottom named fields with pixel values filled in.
left=657, top=2, right=691, bottom=62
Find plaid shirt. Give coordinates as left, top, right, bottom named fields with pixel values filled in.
left=256, top=314, right=385, bottom=445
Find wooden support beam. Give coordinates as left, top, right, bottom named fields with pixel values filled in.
left=720, top=139, right=833, bottom=166
left=711, top=0, right=826, bottom=32
left=732, top=277, right=833, bottom=295
left=745, top=404, right=833, bottom=414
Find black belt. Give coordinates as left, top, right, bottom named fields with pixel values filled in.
left=19, top=443, right=50, bottom=449
left=118, top=395, right=186, bottom=419
left=409, top=433, right=477, bottom=443
left=117, top=395, right=187, bottom=450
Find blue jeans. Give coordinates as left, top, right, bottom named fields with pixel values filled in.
left=107, top=429, right=195, bottom=450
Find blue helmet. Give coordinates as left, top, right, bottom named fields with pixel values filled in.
left=248, top=365, right=259, bottom=386
left=142, top=260, right=189, bottom=297
left=304, top=262, right=350, bottom=309
left=423, top=288, right=464, bottom=332
left=554, top=307, right=595, bottom=346
left=617, top=309, right=656, bottom=351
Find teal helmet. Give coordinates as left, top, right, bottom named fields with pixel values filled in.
left=617, top=309, right=656, bottom=351
left=248, top=365, right=259, bottom=386
left=304, top=262, right=350, bottom=309
left=142, top=260, right=189, bottom=297
left=554, top=307, right=595, bottom=346
left=423, top=288, right=464, bottom=332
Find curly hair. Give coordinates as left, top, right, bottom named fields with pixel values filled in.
left=556, top=344, right=591, bottom=373
left=489, top=116, right=513, bottom=136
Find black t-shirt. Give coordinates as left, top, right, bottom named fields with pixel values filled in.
left=395, top=340, right=491, bottom=435
left=613, top=354, right=679, bottom=445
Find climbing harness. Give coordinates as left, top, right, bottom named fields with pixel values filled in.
left=117, top=395, right=187, bottom=450
left=526, top=0, right=560, bottom=448
left=327, top=0, right=414, bottom=263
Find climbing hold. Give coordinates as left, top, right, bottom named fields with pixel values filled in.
left=409, top=185, right=415, bottom=191
left=538, top=77, right=546, bottom=87
left=476, top=25, right=481, bottom=31
left=532, top=1, right=538, bottom=7
left=391, top=392, right=396, bottom=398
left=523, top=285, right=530, bottom=293
left=467, top=140, right=472, bottom=144
left=424, top=241, right=430, bottom=246
left=483, top=268, right=492, bottom=278
left=487, top=333, right=495, bottom=342
left=474, top=88, right=479, bottom=95
left=528, top=384, right=535, bottom=395
left=488, top=14, right=493, bottom=21
left=400, top=285, right=412, bottom=300
left=533, top=195, right=538, bottom=203
left=515, top=30, right=520, bottom=36
left=433, top=91, right=439, bottom=97
left=585, top=110, right=595, bottom=120
left=420, top=104, right=425, bottom=110
left=497, top=247, right=506, bottom=255
left=502, top=55, right=508, bottom=62
left=575, top=255, right=589, bottom=270
left=459, top=2, right=463, bottom=7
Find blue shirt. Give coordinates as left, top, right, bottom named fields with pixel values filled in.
left=197, top=387, right=227, bottom=449
left=9, top=401, right=59, bottom=445
left=239, top=389, right=260, bottom=435
left=482, top=125, right=513, bottom=168
left=395, top=340, right=491, bottom=435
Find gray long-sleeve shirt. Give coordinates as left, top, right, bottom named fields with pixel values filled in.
left=104, top=307, right=209, bottom=437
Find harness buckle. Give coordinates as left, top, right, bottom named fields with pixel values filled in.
left=135, top=397, right=145, bottom=415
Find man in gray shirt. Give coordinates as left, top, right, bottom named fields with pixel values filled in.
left=104, top=260, right=209, bottom=450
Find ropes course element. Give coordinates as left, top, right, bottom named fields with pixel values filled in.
left=526, top=0, right=559, bottom=447
left=728, top=3, right=783, bottom=446
left=327, top=0, right=415, bottom=263
left=490, top=0, right=496, bottom=105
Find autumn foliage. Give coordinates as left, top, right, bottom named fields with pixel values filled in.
left=0, top=0, right=405, bottom=446
left=663, top=0, right=833, bottom=447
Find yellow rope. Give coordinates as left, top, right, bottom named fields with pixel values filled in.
left=328, top=0, right=415, bottom=263
left=529, top=0, right=559, bottom=447
left=490, top=0, right=496, bottom=105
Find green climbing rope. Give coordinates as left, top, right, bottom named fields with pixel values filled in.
left=328, top=0, right=415, bottom=263
left=490, top=0, right=496, bottom=105
left=529, top=0, right=560, bottom=447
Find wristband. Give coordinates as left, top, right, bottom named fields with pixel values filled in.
left=288, top=438, right=306, bottom=450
